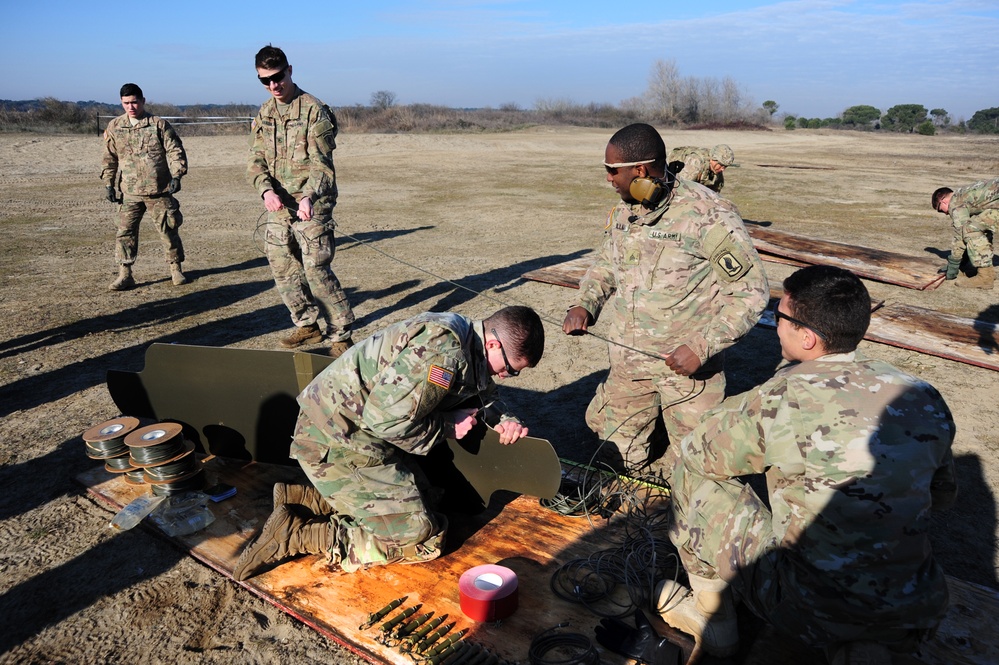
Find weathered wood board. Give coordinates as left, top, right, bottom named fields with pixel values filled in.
left=78, top=456, right=999, bottom=665
left=522, top=259, right=999, bottom=372
left=746, top=225, right=945, bottom=290
left=78, top=456, right=691, bottom=665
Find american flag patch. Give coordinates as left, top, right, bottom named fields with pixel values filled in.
left=427, top=364, right=453, bottom=389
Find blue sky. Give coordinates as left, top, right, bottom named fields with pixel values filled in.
left=2, top=0, right=996, bottom=120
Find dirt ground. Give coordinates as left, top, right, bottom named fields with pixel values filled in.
left=1, top=126, right=998, bottom=664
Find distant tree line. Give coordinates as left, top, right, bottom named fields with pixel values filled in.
left=1, top=66, right=996, bottom=136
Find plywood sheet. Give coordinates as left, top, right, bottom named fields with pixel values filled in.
left=78, top=457, right=999, bottom=665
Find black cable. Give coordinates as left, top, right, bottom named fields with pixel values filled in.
left=528, top=624, right=600, bottom=665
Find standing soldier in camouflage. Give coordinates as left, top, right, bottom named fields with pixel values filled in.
left=249, top=45, right=355, bottom=357
left=101, top=83, right=188, bottom=291
left=562, top=124, right=767, bottom=475
left=233, top=305, right=545, bottom=581
left=660, top=266, right=956, bottom=664
left=667, top=144, right=735, bottom=193
left=932, top=177, right=999, bottom=289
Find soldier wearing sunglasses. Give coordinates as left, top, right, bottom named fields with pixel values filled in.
left=248, top=45, right=355, bottom=358
left=234, top=306, right=544, bottom=581
left=661, top=265, right=956, bottom=662
left=562, top=123, right=768, bottom=476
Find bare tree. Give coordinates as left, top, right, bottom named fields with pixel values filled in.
left=645, top=59, right=683, bottom=125
left=370, top=90, right=397, bottom=110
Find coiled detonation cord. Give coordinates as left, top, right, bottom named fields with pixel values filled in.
left=528, top=624, right=600, bottom=665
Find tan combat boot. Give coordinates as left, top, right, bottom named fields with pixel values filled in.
left=656, top=573, right=739, bottom=657
left=279, top=323, right=323, bottom=349
left=109, top=265, right=135, bottom=292
left=328, top=337, right=354, bottom=359
left=170, top=263, right=189, bottom=286
left=232, top=505, right=332, bottom=581
left=272, top=482, right=332, bottom=515
left=957, top=265, right=994, bottom=289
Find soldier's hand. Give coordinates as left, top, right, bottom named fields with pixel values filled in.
left=168, top=177, right=181, bottom=194
left=942, top=257, right=961, bottom=280
left=297, top=196, right=313, bottom=222
left=562, top=306, right=592, bottom=335
left=447, top=407, right=479, bottom=440
left=263, top=190, right=285, bottom=212
left=105, top=186, right=117, bottom=203
left=665, top=344, right=702, bottom=377
left=494, top=419, right=528, bottom=445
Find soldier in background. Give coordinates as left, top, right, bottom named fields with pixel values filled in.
left=660, top=265, right=956, bottom=664
left=932, top=177, right=999, bottom=289
left=667, top=144, right=735, bottom=193
left=249, top=44, right=355, bottom=357
left=562, top=124, right=768, bottom=476
left=101, top=83, right=188, bottom=291
left=233, top=305, right=545, bottom=581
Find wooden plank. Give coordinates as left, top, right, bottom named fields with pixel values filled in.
left=867, top=302, right=999, bottom=371
left=746, top=226, right=944, bottom=290
left=78, top=458, right=999, bottom=665
left=522, top=259, right=999, bottom=372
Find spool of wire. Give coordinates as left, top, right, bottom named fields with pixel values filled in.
left=126, top=423, right=187, bottom=467
left=124, top=468, right=147, bottom=485
left=143, top=446, right=198, bottom=484
left=104, top=454, right=136, bottom=473
left=83, top=416, right=140, bottom=460
left=151, top=468, right=206, bottom=496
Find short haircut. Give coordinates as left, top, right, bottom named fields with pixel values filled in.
left=255, top=45, right=289, bottom=71
left=119, top=83, right=143, bottom=99
left=782, top=265, right=870, bottom=354
left=608, top=123, right=666, bottom=171
left=484, top=306, right=545, bottom=367
left=931, top=187, right=953, bottom=211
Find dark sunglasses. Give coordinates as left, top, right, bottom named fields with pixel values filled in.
left=258, top=67, right=288, bottom=86
left=771, top=301, right=828, bottom=341
left=490, top=328, right=520, bottom=377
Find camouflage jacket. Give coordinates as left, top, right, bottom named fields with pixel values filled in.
left=668, top=146, right=724, bottom=193
left=247, top=87, right=339, bottom=218
left=948, top=177, right=999, bottom=257
left=291, top=313, right=515, bottom=463
left=680, top=351, right=957, bottom=629
left=575, top=179, right=768, bottom=372
left=101, top=113, right=187, bottom=196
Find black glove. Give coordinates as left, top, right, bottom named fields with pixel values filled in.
left=941, top=257, right=961, bottom=280
left=105, top=185, right=117, bottom=203
left=168, top=177, right=181, bottom=194
left=595, top=611, right=682, bottom=665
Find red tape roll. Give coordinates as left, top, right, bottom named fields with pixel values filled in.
left=458, top=564, right=519, bottom=622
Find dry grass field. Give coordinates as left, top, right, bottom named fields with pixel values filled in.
left=1, top=126, right=998, bottom=663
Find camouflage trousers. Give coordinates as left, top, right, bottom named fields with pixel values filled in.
left=669, top=462, right=929, bottom=650
left=584, top=359, right=725, bottom=475
left=115, top=194, right=184, bottom=266
left=264, top=212, right=355, bottom=341
left=962, top=209, right=999, bottom=267
left=297, top=442, right=446, bottom=573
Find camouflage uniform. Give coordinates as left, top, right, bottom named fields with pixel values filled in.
left=101, top=112, right=187, bottom=266
left=669, top=351, right=957, bottom=650
left=574, top=180, right=768, bottom=471
left=946, top=177, right=999, bottom=268
left=668, top=146, right=724, bottom=193
left=290, top=312, right=516, bottom=572
left=248, top=88, right=354, bottom=341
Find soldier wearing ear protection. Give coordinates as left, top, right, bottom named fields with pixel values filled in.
left=562, top=123, right=768, bottom=475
